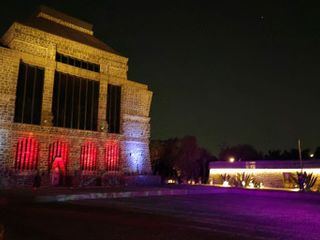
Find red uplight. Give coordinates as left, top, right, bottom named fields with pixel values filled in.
left=80, top=142, right=97, bottom=171
left=15, top=137, right=39, bottom=170
left=48, top=141, right=69, bottom=173
left=105, top=140, right=120, bottom=171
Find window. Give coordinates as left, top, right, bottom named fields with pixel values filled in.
left=56, top=53, right=100, bottom=72
left=105, top=140, right=120, bottom=171
left=14, top=62, right=44, bottom=125
left=80, top=142, right=97, bottom=171
left=52, top=72, right=99, bottom=131
left=106, top=84, right=121, bottom=133
left=15, top=137, right=39, bottom=170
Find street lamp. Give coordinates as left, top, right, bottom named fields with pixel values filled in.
left=229, top=157, right=235, bottom=163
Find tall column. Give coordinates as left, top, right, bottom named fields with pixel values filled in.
left=97, top=73, right=108, bottom=131
left=41, top=64, right=55, bottom=126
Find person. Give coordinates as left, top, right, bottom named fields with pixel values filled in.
left=33, top=170, right=41, bottom=190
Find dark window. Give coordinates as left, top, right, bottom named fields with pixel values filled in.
left=56, top=53, right=100, bottom=73
left=107, top=84, right=121, bottom=133
left=14, top=62, right=44, bottom=125
left=52, top=71, right=99, bottom=131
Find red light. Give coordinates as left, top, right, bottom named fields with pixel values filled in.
left=15, top=137, right=39, bottom=170
left=80, top=142, right=97, bottom=171
left=105, top=140, right=120, bottom=171
left=48, top=141, right=69, bottom=174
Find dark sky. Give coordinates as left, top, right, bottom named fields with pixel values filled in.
left=1, top=0, right=320, bottom=155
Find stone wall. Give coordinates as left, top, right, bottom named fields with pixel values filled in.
left=0, top=9, right=153, bottom=187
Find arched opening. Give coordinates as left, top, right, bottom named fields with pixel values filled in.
left=105, top=140, right=120, bottom=171
left=15, top=136, right=39, bottom=171
left=80, top=142, right=97, bottom=172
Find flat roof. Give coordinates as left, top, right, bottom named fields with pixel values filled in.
left=209, top=160, right=320, bottom=169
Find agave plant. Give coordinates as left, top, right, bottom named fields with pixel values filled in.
left=290, top=171, right=318, bottom=192
left=220, top=173, right=232, bottom=183
left=231, top=172, right=254, bottom=188
left=220, top=173, right=232, bottom=186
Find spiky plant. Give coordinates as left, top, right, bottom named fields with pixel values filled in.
left=290, top=171, right=318, bottom=192
left=220, top=173, right=232, bottom=184
left=231, top=172, right=254, bottom=188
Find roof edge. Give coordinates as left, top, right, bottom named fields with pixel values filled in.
left=37, top=5, right=93, bottom=32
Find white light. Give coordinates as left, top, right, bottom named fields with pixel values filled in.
left=222, top=181, right=229, bottom=187
left=229, top=157, right=235, bottom=163
left=310, top=153, right=314, bottom=158
left=248, top=181, right=255, bottom=188
left=242, top=181, right=246, bottom=187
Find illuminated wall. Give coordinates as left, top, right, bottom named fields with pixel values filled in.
left=209, top=161, right=320, bottom=190
left=122, top=141, right=151, bottom=174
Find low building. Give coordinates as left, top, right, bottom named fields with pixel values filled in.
left=209, top=160, right=320, bottom=190
left=0, top=6, right=155, bottom=187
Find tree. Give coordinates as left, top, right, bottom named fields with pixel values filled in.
left=264, top=149, right=282, bottom=160
left=150, top=136, right=216, bottom=183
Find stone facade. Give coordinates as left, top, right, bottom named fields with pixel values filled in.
left=0, top=6, right=153, bottom=188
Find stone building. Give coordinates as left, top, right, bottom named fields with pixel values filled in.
left=0, top=6, right=153, bottom=187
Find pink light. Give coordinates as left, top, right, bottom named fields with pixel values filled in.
left=48, top=141, right=69, bottom=173
left=80, top=142, right=97, bottom=171
left=105, top=140, right=120, bottom=171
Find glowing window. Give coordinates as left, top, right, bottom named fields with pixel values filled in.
left=15, top=137, right=39, bottom=170
left=105, top=140, right=120, bottom=171
left=80, top=142, right=97, bottom=171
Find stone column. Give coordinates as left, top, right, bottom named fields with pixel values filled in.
left=97, top=73, right=108, bottom=132
left=41, top=63, right=55, bottom=126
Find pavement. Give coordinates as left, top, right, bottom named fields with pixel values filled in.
left=0, top=184, right=227, bottom=203
left=1, top=186, right=320, bottom=240
left=0, top=184, right=317, bottom=203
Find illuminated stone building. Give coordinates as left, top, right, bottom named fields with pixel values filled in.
left=0, top=6, right=153, bottom=187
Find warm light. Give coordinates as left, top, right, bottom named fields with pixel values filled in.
left=209, top=180, right=213, bottom=185
left=222, top=181, right=229, bottom=187
left=229, top=157, right=235, bottom=163
left=291, top=188, right=301, bottom=192
left=310, top=153, right=314, bottom=158
left=167, top=179, right=176, bottom=184
left=248, top=181, right=255, bottom=188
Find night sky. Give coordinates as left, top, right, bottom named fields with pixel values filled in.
left=1, top=1, right=320, bottom=155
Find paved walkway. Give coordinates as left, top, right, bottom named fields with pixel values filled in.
left=1, top=184, right=317, bottom=204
